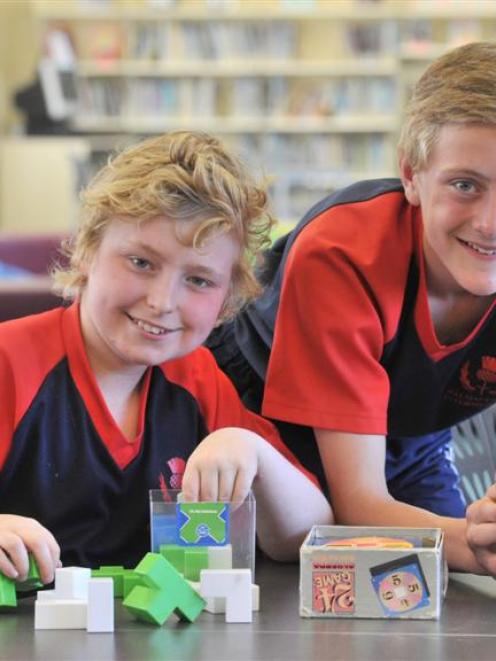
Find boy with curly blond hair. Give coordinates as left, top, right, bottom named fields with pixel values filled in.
left=0, top=131, right=331, bottom=584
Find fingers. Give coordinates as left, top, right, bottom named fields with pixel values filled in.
left=466, top=488, right=496, bottom=577
left=181, top=464, right=200, bottom=502
left=0, top=540, right=28, bottom=580
left=231, top=469, right=254, bottom=506
left=182, top=461, right=241, bottom=503
left=218, top=470, right=236, bottom=503
left=467, top=496, right=496, bottom=526
left=0, top=516, right=60, bottom=585
left=27, top=534, right=60, bottom=584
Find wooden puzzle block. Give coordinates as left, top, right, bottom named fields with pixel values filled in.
left=34, top=600, right=87, bottom=630
left=200, top=569, right=252, bottom=622
left=87, top=578, right=114, bottom=633
left=123, top=553, right=205, bottom=625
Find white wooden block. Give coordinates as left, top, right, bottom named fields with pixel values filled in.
left=200, top=569, right=252, bottom=622
left=251, top=583, right=260, bottom=611
left=35, top=600, right=87, bottom=630
left=207, top=545, right=232, bottom=570
left=35, top=589, right=58, bottom=602
left=53, top=567, right=91, bottom=600
left=190, top=580, right=259, bottom=614
left=87, top=578, right=114, bottom=633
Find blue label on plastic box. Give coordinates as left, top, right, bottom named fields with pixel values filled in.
left=176, top=502, right=230, bottom=546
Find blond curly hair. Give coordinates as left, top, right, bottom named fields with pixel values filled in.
left=52, top=131, right=275, bottom=320
left=399, top=41, right=496, bottom=171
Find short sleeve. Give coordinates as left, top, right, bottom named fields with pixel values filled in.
left=262, top=206, right=412, bottom=435
left=0, top=348, right=16, bottom=469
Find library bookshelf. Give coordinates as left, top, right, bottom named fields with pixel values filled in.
left=31, top=0, right=496, bottom=222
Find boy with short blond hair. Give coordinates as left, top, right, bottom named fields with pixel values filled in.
left=0, top=131, right=332, bottom=584
left=208, top=42, right=496, bottom=577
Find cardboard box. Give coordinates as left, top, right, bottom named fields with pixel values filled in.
left=300, top=525, right=446, bottom=619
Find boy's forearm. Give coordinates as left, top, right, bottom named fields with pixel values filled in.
left=253, top=440, right=333, bottom=562
left=333, top=493, right=483, bottom=574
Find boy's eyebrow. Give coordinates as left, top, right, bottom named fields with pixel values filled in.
left=442, top=168, right=490, bottom=181
left=183, top=263, right=228, bottom=281
left=128, top=241, right=229, bottom=280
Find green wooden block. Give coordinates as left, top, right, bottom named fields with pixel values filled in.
left=16, top=554, right=43, bottom=592
left=124, top=553, right=205, bottom=624
left=122, top=570, right=143, bottom=599
left=124, top=582, right=205, bottom=625
left=134, top=552, right=180, bottom=590
left=91, top=566, right=126, bottom=598
left=0, top=574, right=17, bottom=607
left=184, top=548, right=209, bottom=582
left=123, top=585, right=177, bottom=625
left=159, top=544, right=185, bottom=575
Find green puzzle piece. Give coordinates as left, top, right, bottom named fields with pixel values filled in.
left=184, top=548, right=209, bottom=582
left=92, top=566, right=126, bottom=598
left=159, top=544, right=185, bottom=575
left=122, top=570, right=142, bottom=599
left=123, top=553, right=205, bottom=625
left=178, top=502, right=227, bottom=544
left=0, top=574, right=17, bottom=607
left=16, top=554, right=43, bottom=592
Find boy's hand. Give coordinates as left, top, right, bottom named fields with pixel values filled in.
left=0, top=515, right=61, bottom=584
left=181, top=428, right=263, bottom=504
left=466, top=484, right=496, bottom=576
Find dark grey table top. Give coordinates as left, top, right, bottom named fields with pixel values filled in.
left=1, top=560, right=495, bottom=661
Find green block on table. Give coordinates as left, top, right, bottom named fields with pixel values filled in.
left=0, top=574, right=17, bottom=607
left=124, top=582, right=205, bottom=625
left=184, top=548, right=209, bottom=581
left=134, top=552, right=180, bottom=590
left=159, top=544, right=185, bottom=575
left=92, top=566, right=126, bottom=598
left=16, top=554, right=43, bottom=592
left=122, top=570, right=143, bottom=599
left=124, top=553, right=205, bottom=624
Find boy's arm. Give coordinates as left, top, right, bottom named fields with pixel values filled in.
left=315, top=428, right=486, bottom=574
left=182, top=427, right=333, bottom=561
left=0, top=348, right=60, bottom=584
left=466, top=485, right=496, bottom=575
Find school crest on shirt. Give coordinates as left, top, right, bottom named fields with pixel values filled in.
left=158, top=457, right=186, bottom=501
left=447, top=356, right=496, bottom=407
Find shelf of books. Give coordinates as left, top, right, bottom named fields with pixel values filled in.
left=31, top=0, right=496, bottom=222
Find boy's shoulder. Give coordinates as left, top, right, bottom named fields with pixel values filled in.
left=0, top=307, right=66, bottom=366
left=159, top=346, right=218, bottom=382
left=0, top=306, right=64, bottom=339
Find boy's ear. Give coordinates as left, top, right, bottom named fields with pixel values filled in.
left=398, top=153, right=421, bottom=207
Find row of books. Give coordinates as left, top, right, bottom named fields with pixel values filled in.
left=52, top=16, right=487, bottom=64
left=230, top=133, right=394, bottom=174
left=68, top=21, right=298, bottom=62
left=76, top=77, right=396, bottom=119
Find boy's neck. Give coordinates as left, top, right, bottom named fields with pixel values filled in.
left=428, top=289, right=496, bottom=345
left=95, top=369, right=147, bottom=443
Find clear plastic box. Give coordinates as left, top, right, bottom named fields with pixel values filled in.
left=149, top=489, right=256, bottom=576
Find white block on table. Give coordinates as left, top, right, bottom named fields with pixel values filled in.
left=34, top=600, right=87, bottom=629
left=207, top=545, right=232, bottom=570
left=53, top=567, right=91, bottom=600
left=87, top=578, right=114, bottom=633
left=200, top=569, right=252, bottom=622
left=190, top=580, right=259, bottom=614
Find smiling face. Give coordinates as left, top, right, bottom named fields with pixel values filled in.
left=400, top=124, right=496, bottom=299
left=79, top=215, right=239, bottom=378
